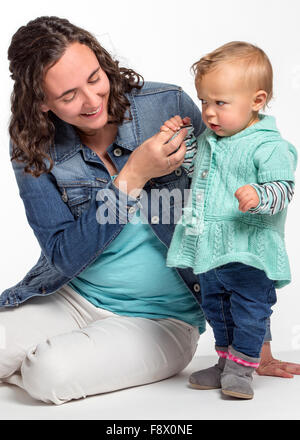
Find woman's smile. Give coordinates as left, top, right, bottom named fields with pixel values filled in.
left=81, top=104, right=103, bottom=118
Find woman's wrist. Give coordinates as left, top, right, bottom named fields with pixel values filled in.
left=114, top=164, right=148, bottom=199
left=260, top=342, right=273, bottom=362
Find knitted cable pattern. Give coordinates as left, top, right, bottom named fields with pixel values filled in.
left=167, top=115, right=297, bottom=288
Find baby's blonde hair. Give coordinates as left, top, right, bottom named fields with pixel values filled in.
left=192, top=41, right=273, bottom=105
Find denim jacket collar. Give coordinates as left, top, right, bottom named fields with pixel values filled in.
left=50, top=100, right=139, bottom=165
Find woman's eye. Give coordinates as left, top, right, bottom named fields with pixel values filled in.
left=63, top=93, right=76, bottom=103
left=216, top=101, right=226, bottom=106
left=89, top=76, right=100, bottom=84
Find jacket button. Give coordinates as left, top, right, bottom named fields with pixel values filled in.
left=193, top=283, right=201, bottom=293
left=113, top=148, right=123, bottom=157
left=62, top=189, right=68, bottom=202
left=175, top=168, right=182, bottom=176
left=151, top=216, right=159, bottom=224
left=201, top=170, right=209, bottom=178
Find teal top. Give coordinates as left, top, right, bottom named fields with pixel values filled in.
left=69, top=204, right=205, bottom=333
left=167, top=115, right=297, bottom=288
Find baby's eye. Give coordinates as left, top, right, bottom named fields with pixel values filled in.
left=200, top=99, right=207, bottom=105
left=216, top=101, right=226, bottom=106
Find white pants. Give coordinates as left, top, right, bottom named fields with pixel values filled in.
left=0, top=285, right=200, bottom=405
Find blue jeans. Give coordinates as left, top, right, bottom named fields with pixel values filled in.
left=199, top=263, right=277, bottom=358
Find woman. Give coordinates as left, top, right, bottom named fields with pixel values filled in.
left=0, top=16, right=298, bottom=405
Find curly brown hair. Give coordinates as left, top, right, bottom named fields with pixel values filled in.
left=8, top=16, right=144, bottom=177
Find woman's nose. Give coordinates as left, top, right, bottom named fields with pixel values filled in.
left=82, top=88, right=99, bottom=109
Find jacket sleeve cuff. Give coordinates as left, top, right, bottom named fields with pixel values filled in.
left=98, top=179, right=142, bottom=224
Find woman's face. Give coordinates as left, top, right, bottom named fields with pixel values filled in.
left=41, top=42, right=110, bottom=134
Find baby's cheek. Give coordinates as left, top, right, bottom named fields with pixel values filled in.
left=221, top=114, right=245, bottom=135
left=222, top=115, right=238, bottom=129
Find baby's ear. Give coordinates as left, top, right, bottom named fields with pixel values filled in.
left=252, top=90, right=268, bottom=111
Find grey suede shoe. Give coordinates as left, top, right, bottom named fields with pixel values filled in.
left=189, top=346, right=228, bottom=390
left=221, top=346, right=260, bottom=399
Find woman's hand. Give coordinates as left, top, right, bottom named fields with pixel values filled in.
left=114, top=126, right=187, bottom=197
left=256, top=342, right=300, bottom=378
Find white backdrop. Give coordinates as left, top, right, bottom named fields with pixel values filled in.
left=0, top=0, right=299, bottom=357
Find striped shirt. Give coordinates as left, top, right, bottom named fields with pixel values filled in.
left=181, top=124, right=197, bottom=178
left=249, top=181, right=294, bottom=215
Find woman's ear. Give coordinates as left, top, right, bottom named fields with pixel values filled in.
left=252, top=90, right=268, bottom=111
left=40, top=103, right=50, bottom=113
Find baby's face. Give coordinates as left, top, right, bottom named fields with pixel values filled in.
left=197, top=63, right=259, bottom=137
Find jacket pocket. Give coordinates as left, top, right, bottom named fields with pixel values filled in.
left=58, top=184, right=92, bottom=218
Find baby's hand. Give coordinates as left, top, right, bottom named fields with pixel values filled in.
left=160, top=116, right=191, bottom=132
left=234, top=185, right=260, bottom=213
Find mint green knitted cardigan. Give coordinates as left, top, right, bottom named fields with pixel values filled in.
left=166, top=115, right=297, bottom=288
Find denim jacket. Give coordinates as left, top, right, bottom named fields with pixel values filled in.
left=0, top=82, right=206, bottom=308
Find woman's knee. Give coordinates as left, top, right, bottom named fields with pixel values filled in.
left=21, top=338, right=86, bottom=405
left=0, top=322, right=29, bottom=380
left=21, top=340, right=69, bottom=405
left=0, top=346, right=25, bottom=380
left=0, top=307, right=47, bottom=381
